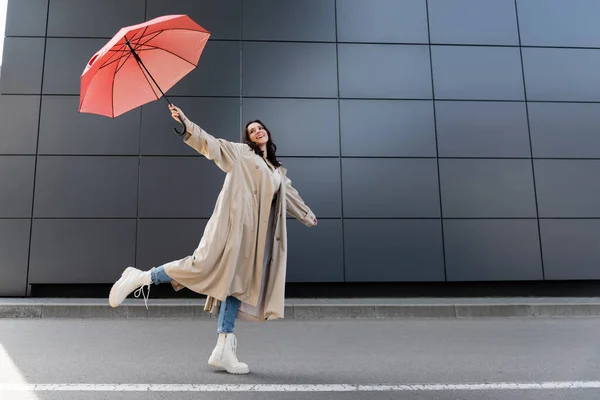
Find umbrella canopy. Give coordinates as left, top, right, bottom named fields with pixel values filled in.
left=79, top=14, right=210, bottom=121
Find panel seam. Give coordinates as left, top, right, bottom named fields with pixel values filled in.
left=133, top=0, right=149, bottom=269
left=240, top=0, right=243, bottom=140
left=514, top=0, right=545, bottom=280
left=425, top=0, right=447, bottom=281
left=334, top=0, right=346, bottom=282
left=25, top=0, right=51, bottom=295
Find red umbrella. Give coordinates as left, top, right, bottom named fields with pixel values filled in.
left=78, top=14, right=210, bottom=134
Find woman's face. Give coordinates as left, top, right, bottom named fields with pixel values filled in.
left=247, top=122, right=269, bottom=146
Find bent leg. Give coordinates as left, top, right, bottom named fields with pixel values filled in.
left=109, top=264, right=172, bottom=308
left=150, top=265, right=173, bottom=285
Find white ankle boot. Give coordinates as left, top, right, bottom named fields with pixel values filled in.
left=109, top=267, right=152, bottom=308
left=208, top=333, right=250, bottom=374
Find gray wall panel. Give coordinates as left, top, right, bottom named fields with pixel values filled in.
left=33, top=156, right=138, bottom=218
left=429, top=0, right=518, bottom=45
left=243, top=0, right=335, bottom=42
left=243, top=42, right=338, bottom=98
left=540, top=219, right=600, bottom=280
left=286, top=219, right=343, bottom=282
left=444, top=219, right=543, bottom=281
left=29, top=219, right=136, bottom=283
left=5, top=0, right=48, bottom=37
left=439, top=159, right=537, bottom=218
left=0, top=95, right=40, bottom=154
left=435, top=101, right=531, bottom=158
left=138, top=157, right=224, bottom=218
left=167, top=41, right=241, bottom=97
left=336, top=0, right=428, bottom=43
left=432, top=46, right=524, bottom=100
left=47, top=0, right=145, bottom=38
left=43, top=38, right=108, bottom=95
left=0, top=219, right=31, bottom=296
left=517, top=0, right=600, bottom=47
left=7, top=0, right=600, bottom=294
left=340, top=100, right=436, bottom=157
left=242, top=98, right=339, bottom=157
left=342, top=158, right=440, bottom=218
left=529, top=103, right=600, bottom=159
left=147, top=0, right=242, bottom=40
left=136, top=219, right=208, bottom=270
left=338, top=44, right=431, bottom=99
left=0, top=38, right=45, bottom=94
left=344, top=219, right=444, bottom=282
left=535, top=160, right=600, bottom=218
left=39, top=96, right=140, bottom=155
left=0, top=156, right=35, bottom=218
left=141, top=97, right=240, bottom=156
left=279, top=158, right=342, bottom=219
left=523, top=48, right=600, bottom=102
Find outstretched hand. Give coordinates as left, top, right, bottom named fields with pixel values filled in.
left=168, top=104, right=186, bottom=123
left=168, top=104, right=190, bottom=136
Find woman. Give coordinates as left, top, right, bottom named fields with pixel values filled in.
left=108, top=105, right=317, bottom=374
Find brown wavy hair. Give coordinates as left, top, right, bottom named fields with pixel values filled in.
left=243, top=119, right=281, bottom=168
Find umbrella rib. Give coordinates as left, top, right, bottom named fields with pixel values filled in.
left=134, top=46, right=198, bottom=68
left=132, top=27, right=209, bottom=43
left=127, top=25, right=149, bottom=47
left=132, top=30, right=162, bottom=49
left=115, top=51, right=134, bottom=74
left=101, top=47, right=126, bottom=66
left=102, top=26, right=148, bottom=72
left=99, top=46, right=131, bottom=70
left=101, top=53, right=128, bottom=69
left=99, top=29, right=152, bottom=70
left=97, top=43, right=131, bottom=69
left=96, top=28, right=208, bottom=70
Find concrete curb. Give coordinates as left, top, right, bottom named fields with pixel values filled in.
left=3, top=298, right=600, bottom=319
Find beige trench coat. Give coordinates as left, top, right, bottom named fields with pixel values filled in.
left=162, top=120, right=316, bottom=321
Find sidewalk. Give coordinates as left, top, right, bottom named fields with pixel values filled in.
left=2, top=297, right=600, bottom=319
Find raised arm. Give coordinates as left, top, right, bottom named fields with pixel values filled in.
left=284, top=174, right=317, bottom=227
left=170, top=105, right=240, bottom=173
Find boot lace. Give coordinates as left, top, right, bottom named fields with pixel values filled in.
left=134, top=284, right=151, bottom=309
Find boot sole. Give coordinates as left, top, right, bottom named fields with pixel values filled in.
left=208, top=358, right=249, bottom=375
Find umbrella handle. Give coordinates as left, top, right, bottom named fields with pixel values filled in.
left=173, top=115, right=186, bottom=136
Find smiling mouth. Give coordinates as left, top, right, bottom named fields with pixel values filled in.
left=256, top=134, right=265, bottom=139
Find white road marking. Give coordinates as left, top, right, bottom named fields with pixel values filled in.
left=1, top=382, right=600, bottom=392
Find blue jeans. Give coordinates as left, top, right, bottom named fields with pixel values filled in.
left=150, top=266, right=240, bottom=334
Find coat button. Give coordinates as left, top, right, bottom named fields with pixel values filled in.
left=254, top=190, right=257, bottom=194
left=255, top=165, right=259, bottom=169
left=276, top=237, right=280, bottom=241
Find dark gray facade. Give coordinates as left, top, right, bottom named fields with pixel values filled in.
left=1, top=0, right=600, bottom=297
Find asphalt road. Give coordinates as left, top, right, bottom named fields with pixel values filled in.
left=1, top=317, right=599, bottom=399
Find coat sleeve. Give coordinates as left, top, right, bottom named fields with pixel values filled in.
left=284, top=174, right=317, bottom=227
left=182, top=121, right=241, bottom=173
